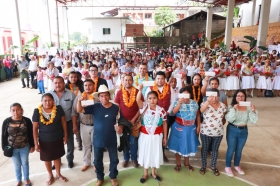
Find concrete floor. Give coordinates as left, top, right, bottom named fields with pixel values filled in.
left=0, top=78, right=280, bottom=186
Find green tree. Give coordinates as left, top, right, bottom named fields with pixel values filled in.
left=154, top=7, right=176, bottom=27
left=6, top=36, right=39, bottom=54
left=70, top=32, right=82, bottom=41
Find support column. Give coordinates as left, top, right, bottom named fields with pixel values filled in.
left=224, top=0, right=235, bottom=51
left=62, top=6, right=70, bottom=44
left=251, top=0, right=256, bottom=26
left=257, top=0, right=271, bottom=47
left=205, top=7, right=213, bottom=48
left=41, top=0, right=52, bottom=46
left=10, top=0, right=22, bottom=56
left=56, top=0, right=60, bottom=49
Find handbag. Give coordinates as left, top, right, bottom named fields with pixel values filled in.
left=265, top=90, right=274, bottom=97
left=131, top=106, right=148, bottom=137
left=3, top=120, right=22, bottom=157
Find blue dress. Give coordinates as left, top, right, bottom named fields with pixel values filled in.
left=167, top=100, right=200, bottom=157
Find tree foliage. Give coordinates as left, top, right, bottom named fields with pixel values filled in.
left=6, top=36, right=39, bottom=53
left=154, top=7, right=176, bottom=27
left=147, top=29, right=163, bottom=37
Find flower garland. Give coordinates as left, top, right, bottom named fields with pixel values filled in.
left=69, top=84, right=79, bottom=96
left=135, top=74, right=149, bottom=86
left=192, top=86, right=201, bottom=103
left=153, top=81, right=169, bottom=100
left=245, top=66, right=253, bottom=75
left=122, top=86, right=136, bottom=107
left=264, top=65, right=271, bottom=73
left=82, top=92, right=94, bottom=100
left=38, top=105, right=57, bottom=125
left=93, top=77, right=98, bottom=92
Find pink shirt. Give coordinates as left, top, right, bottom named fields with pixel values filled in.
left=37, top=71, right=44, bottom=81
left=3, top=59, right=10, bottom=68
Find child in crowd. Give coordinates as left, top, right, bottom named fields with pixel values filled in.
left=36, top=66, right=45, bottom=94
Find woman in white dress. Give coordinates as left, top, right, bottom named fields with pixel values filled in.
left=101, top=64, right=114, bottom=90
left=226, top=61, right=240, bottom=97
left=45, top=62, right=59, bottom=91
left=241, top=61, right=255, bottom=97
left=217, top=63, right=227, bottom=90
left=110, top=62, right=119, bottom=88
left=253, top=58, right=262, bottom=85
left=136, top=88, right=167, bottom=183
left=256, top=60, right=273, bottom=97
left=173, top=62, right=186, bottom=88
left=272, top=63, right=280, bottom=96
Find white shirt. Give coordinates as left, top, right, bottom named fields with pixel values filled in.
left=40, top=57, right=49, bottom=68
left=51, top=57, right=63, bottom=67
left=186, top=65, right=196, bottom=76
left=28, top=60, right=38, bottom=71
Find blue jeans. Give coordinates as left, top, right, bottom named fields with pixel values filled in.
left=123, top=135, right=138, bottom=161
left=9, top=67, right=13, bottom=78
left=38, top=80, right=45, bottom=93
left=4, top=66, right=11, bottom=80
left=11, top=145, right=30, bottom=182
left=225, top=124, right=248, bottom=167
left=66, top=120, right=74, bottom=163
left=94, top=145, right=119, bottom=180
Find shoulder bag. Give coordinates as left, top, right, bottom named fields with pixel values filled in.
left=3, top=119, right=22, bottom=157
left=131, top=106, right=148, bottom=137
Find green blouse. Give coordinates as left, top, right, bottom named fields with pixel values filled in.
left=225, top=105, right=258, bottom=125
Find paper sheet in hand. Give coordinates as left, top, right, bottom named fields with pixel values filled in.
left=206, top=91, right=218, bottom=97
left=142, top=81, right=154, bottom=87
left=178, top=93, right=190, bottom=98
left=239, top=101, right=251, bottom=106
left=81, top=100, right=94, bottom=106
left=205, top=72, right=215, bottom=77
left=174, top=74, right=182, bottom=78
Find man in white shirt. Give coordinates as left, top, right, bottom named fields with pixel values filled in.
left=40, top=54, right=49, bottom=70
left=51, top=53, right=63, bottom=73
left=28, top=55, right=38, bottom=89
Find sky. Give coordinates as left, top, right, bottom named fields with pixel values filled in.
left=0, top=0, right=183, bottom=35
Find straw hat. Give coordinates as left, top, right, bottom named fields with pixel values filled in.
left=92, top=85, right=115, bottom=99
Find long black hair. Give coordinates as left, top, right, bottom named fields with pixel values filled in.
left=231, top=89, right=247, bottom=106
left=191, top=73, right=203, bottom=87
left=65, top=71, right=84, bottom=93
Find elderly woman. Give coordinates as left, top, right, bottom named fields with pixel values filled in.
left=136, top=88, right=168, bottom=183
left=32, top=93, right=68, bottom=185
left=225, top=90, right=258, bottom=177
left=167, top=86, right=200, bottom=173
left=45, top=62, right=59, bottom=91
left=1, top=103, right=34, bottom=186
left=200, top=88, right=227, bottom=176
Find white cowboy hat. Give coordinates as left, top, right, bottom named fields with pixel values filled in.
left=92, top=84, right=115, bottom=99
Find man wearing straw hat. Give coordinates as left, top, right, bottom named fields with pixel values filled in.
left=77, top=85, right=123, bottom=186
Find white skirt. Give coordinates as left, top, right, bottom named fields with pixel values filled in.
left=226, top=76, right=240, bottom=90
left=256, top=76, right=267, bottom=89
left=138, top=132, right=163, bottom=169
left=242, top=76, right=255, bottom=89
left=106, top=80, right=114, bottom=90
left=272, top=76, right=280, bottom=90
left=47, top=79, right=54, bottom=91
left=176, top=78, right=182, bottom=88
left=218, top=77, right=227, bottom=90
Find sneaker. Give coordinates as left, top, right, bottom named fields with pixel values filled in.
left=234, top=166, right=245, bottom=175
left=110, top=179, right=119, bottom=186
left=95, top=180, right=104, bottom=186
left=225, top=167, right=234, bottom=177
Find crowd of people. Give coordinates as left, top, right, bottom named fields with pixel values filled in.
left=3, top=43, right=275, bottom=186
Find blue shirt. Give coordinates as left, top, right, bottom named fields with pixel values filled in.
left=84, top=103, right=119, bottom=147
left=116, top=57, right=127, bottom=67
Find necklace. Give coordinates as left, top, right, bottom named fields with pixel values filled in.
left=122, top=86, right=136, bottom=107
left=264, top=65, right=271, bottom=72
left=153, top=82, right=169, bottom=100
left=192, top=86, right=201, bottom=103
left=93, top=77, right=98, bottom=92
left=82, top=92, right=94, bottom=100
left=38, top=105, right=57, bottom=125
left=135, top=74, right=149, bottom=86
left=69, top=84, right=79, bottom=95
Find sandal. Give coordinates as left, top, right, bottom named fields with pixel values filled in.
left=46, top=177, right=54, bottom=185
left=211, top=167, right=220, bottom=176
left=56, top=175, right=68, bottom=182
left=174, top=165, right=181, bottom=173
left=184, top=164, right=194, bottom=171
left=199, top=167, right=206, bottom=175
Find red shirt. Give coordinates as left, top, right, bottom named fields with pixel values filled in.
left=114, top=88, right=143, bottom=121
left=3, top=59, right=11, bottom=68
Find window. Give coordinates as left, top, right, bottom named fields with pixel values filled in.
left=103, top=28, right=111, bottom=35
left=145, top=13, right=152, bottom=19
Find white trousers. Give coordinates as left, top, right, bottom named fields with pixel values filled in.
left=80, top=124, right=94, bottom=166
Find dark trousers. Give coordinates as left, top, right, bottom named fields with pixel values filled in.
left=94, top=145, right=119, bottom=180
left=123, top=134, right=138, bottom=161
left=66, top=120, right=74, bottom=163
left=21, top=77, right=29, bottom=87
left=30, top=71, right=37, bottom=86
left=200, top=133, right=223, bottom=168
left=56, top=66, right=62, bottom=73
left=148, top=71, right=153, bottom=79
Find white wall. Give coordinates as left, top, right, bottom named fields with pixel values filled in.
left=86, top=18, right=130, bottom=43
left=239, top=0, right=280, bottom=27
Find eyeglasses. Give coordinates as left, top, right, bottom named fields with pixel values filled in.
left=89, top=69, right=98, bottom=72
left=237, top=95, right=245, bottom=98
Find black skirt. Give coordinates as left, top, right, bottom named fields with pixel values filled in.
left=39, top=138, right=65, bottom=161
